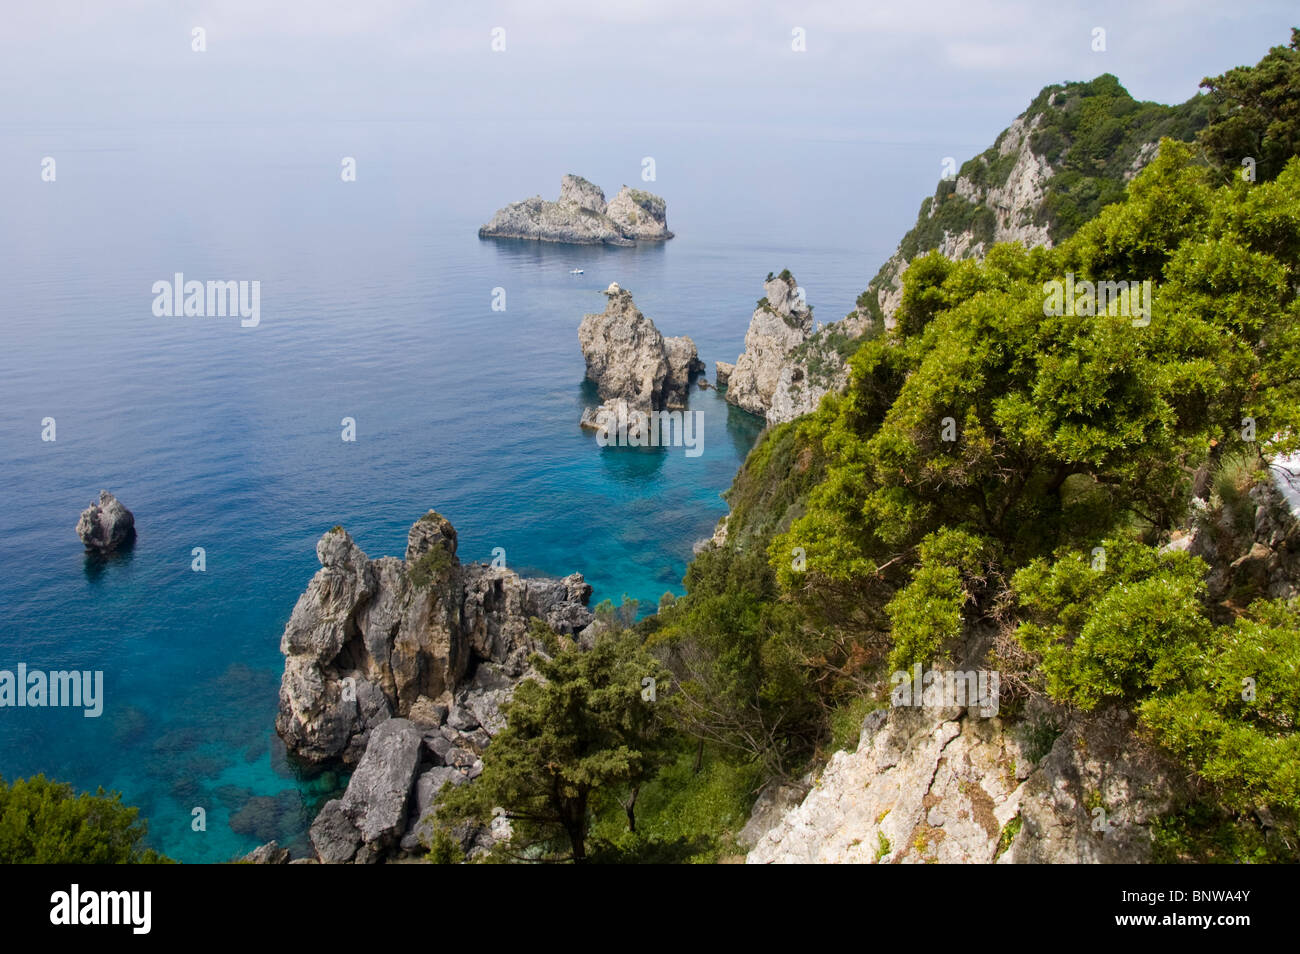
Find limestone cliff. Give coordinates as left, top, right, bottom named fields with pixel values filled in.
left=738, top=76, right=1206, bottom=426
left=747, top=703, right=1181, bottom=864
left=746, top=463, right=1300, bottom=864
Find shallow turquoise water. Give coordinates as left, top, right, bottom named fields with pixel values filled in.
left=0, top=120, right=892, bottom=861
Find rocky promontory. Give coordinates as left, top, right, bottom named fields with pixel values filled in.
left=723, top=272, right=869, bottom=425
left=479, top=174, right=673, bottom=246
left=578, top=283, right=703, bottom=432
left=76, top=490, right=135, bottom=553
left=274, top=510, right=595, bottom=861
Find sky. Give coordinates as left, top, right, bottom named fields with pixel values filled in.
left=2, top=1, right=1295, bottom=152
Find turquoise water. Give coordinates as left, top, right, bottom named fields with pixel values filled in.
left=0, top=120, right=902, bottom=861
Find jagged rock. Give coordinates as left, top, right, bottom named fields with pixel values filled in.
left=748, top=703, right=1179, bottom=864
left=310, top=719, right=425, bottom=863
left=725, top=274, right=815, bottom=421
left=309, top=799, right=362, bottom=864
left=446, top=705, right=479, bottom=732
left=479, top=176, right=672, bottom=246
left=401, top=767, right=469, bottom=851
left=577, top=285, right=702, bottom=426
left=715, top=361, right=734, bottom=389
left=559, top=173, right=607, bottom=213
left=76, top=490, right=135, bottom=553
left=407, top=695, right=448, bottom=729
left=240, top=840, right=290, bottom=864
left=277, top=512, right=593, bottom=765
left=604, top=186, right=673, bottom=241
left=345, top=719, right=424, bottom=846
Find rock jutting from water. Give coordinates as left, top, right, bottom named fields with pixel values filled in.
left=577, top=283, right=704, bottom=435
left=76, top=490, right=136, bottom=553
left=478, top=174, right=673, bottom=246
left=274, top=510, right=596, bottom=861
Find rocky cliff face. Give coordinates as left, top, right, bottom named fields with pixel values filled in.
left=747, top=703, right=1180, bottom=864
left=479, top=175, right=673, bottom=246
left=734, top=81, right=1202, bottom=427
left=747, top=467, right=1300, bottom=865
left=577, top=283, right=703, bottom=431
left=275, top=510, right=595, bottom=861
left=276, top=512, right=593, bottom=766
left=723, top=273, right=867, bottom=425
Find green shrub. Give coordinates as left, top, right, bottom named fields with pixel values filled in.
left=0, top=775, right=171, bottom=864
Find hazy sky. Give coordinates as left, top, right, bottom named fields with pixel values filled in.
left=3, top=1, right=1295, bottom=150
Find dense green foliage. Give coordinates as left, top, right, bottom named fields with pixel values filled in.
left=453, top=35, right=1300, bottom=863
left=436, top=624, right=669, bottom=863
left=0, top=775, right=171, bottom=864
left=1200, top=29, right=1300, bottom=184
left=1025, top=74, right=1209, bottom=238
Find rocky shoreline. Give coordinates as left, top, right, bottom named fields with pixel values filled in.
left=268, top=511, right=596, bottom=862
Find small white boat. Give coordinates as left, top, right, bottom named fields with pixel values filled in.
left=570, top=268, right=584, bottom=274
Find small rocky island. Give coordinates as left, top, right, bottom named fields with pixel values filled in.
left=272, top=510, right=596, bottom=862
left=76, top=490, right=135, bottom=553
left=479, top=174, right=673, bottom=246
left=578, top=283, right=703, bottom=432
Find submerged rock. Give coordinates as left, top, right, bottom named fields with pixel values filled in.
left=479, top=175, right=673, bottom=246
left=76, top=490, right=135, bottom=553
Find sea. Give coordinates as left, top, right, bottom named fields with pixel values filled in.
left=0, top=116, right=944, bottom=860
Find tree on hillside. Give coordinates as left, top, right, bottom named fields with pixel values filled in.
left=437, top=624, right=669, bottom=863
left=1201, top=29, right=1300, bottom=183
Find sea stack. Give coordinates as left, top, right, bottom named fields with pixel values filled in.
left=76, top=491, right=136, bottom=553
left=577, top=283, right=703, bottom=431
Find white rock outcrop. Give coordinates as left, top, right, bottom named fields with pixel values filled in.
left=748, top=704, right=1179, bottom=864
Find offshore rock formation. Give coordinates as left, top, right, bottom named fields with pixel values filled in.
left=276, top=510, right=595, bottom=862
left=479, top=174, right=673, bottom=246
left=276, top=512, right=593, bottom=766
left=578, top=283, right=703, bottom=431
left=76, top=490, right=136, bottom=553
left=726, top=273, right=814, bottom=421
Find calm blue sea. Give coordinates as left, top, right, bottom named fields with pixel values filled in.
left=0, top=118, right=931, bottom=861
